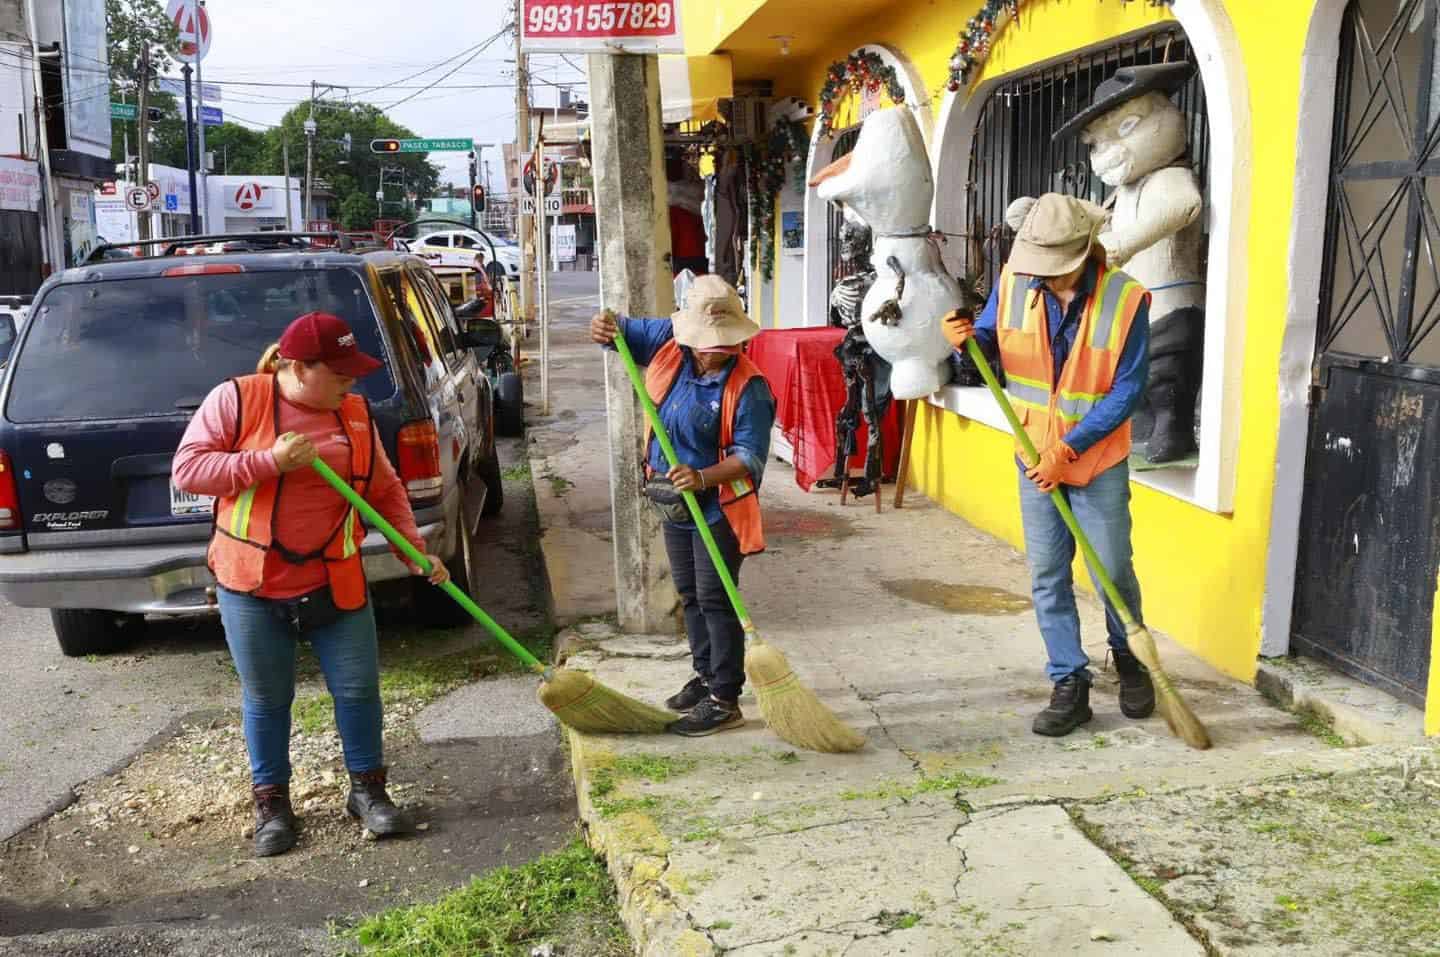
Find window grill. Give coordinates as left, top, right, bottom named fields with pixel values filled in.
left=961, top=28, right=1209, bottom=295
left=824, top=125, right=864, bottom=315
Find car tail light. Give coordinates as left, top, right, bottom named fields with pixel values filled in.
left=397, top=421, right=443, bottom=499
left=162, top=263, right=245, bottom=277
left=0, top=451, right=19, bottom=531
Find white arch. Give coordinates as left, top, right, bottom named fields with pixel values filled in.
left=798, top=43, right=934, bottom=330
left=1259, top=0, right=1349, bottom=657
left=928, top=0, right=1251, bottom=514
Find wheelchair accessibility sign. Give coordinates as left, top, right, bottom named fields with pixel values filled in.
left=164, top=194, right=179, bottom=212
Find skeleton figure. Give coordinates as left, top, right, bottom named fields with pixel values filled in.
left=1012, top=62, right=1206, bottom=464
left=823, top=217, right=890, bottom=497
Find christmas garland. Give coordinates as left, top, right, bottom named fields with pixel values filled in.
left=818, top=50, right=906, bottom=139
left=745, top=117, right=810, bottom=281
left=946, top=0, right=1175, bottom=90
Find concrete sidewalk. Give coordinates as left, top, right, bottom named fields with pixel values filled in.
left=526, top=275, right=1438, bottom=956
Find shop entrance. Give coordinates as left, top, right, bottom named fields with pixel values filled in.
left=1292, top=0, right=1440, bottom=706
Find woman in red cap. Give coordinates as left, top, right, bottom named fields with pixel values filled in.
left=173, top=311, right=448, bottom=858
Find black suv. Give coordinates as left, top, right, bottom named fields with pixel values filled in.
left=0, top=233, right=505, bottom=655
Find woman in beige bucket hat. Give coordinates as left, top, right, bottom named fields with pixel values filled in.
left=591, top=275, right=776, bottom=736
left=941, top=193, right=1157, bottom=740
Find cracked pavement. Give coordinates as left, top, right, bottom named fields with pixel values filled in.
left=530, top=273, right=1435, bottom=956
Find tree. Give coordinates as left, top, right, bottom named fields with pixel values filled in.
left=106, top=0, right=179, bottom=172
left=200, top=123, right=274, bottom=176
left=268, top=101, right=439, bottom=229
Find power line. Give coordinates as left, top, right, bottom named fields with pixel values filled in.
left=381, top=25, right=511, bottom=110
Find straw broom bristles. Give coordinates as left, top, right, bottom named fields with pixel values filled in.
left=537, top=668, right=674, bottom=735
left=745, top=636, right=867, bottom=753
left=1125, top=623, right=1211, bottom=751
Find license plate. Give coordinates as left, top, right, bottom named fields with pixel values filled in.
left=170, top=483, right=213, bottom=517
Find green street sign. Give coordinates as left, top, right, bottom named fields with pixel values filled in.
left=110, top=102, right=138, bottom=120
left=398, top=138, right=472, bottom=153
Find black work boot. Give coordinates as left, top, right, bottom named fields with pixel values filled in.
left=1111, top=648, right=1156, bottom=719
left=1031, top=675, right=1093, bottom=737
left=667, top=697, right=744, bottom=737
left=665, top=675, right=710, bottom=712
left=252, top=784, right=298, bottom=858
left=346, top=768, right=413, bottom=836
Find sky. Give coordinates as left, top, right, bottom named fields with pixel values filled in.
left=188, top=0, right=588, bottom=190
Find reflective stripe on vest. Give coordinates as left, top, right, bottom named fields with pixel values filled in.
left=208, top=374, right=376, bottom=607
left=993, top=264, right=1148, bottom=487
left=642, top=339, right=767, bottom=555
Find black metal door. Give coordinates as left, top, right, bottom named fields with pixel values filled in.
left=824, top=125, right=862, bottom=318
left=1293, top=0, right=1440, bottom=705
left=0, top=211, right=43, bottom=295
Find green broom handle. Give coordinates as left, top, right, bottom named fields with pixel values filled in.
left=962, top=337, right=1137, bottom=627
left=609, top=326, right=757, bottom=633
left=308, top=456, right=547, bottom=674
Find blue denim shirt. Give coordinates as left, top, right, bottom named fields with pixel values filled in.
left=615, top=317, right=776, bottom=527
left=967, top=261, right=1150, bottom=456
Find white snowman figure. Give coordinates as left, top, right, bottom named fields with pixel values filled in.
left=1008, top=62, right=1205, bottom=464
left=809, top=107, right=960, bottom=399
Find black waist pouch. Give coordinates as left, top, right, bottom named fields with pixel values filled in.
left=643, top=477, right=692, bottom=524
left=273, top=586, right=346, bottom=633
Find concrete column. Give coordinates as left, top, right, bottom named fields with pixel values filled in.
left=588, top=53, right=678, bottom=634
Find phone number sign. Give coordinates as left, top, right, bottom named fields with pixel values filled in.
left=520, top=1, right=683, bottom=53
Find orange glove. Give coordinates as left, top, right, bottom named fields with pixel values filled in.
left=1025, top=442, right=1077, bottom=492
left=940, top=309, right=975, bottom=350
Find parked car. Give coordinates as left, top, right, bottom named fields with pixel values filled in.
left=0, top=232, right=503, bottom=655
left=0, top=295, right=28, bottom=367
left=403, top=226, right=521, bottom=282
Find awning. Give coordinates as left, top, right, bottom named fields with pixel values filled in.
left=659, top=54, right=733, bottom=125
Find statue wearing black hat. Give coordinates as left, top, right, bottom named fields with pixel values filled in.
left=1008, top=62, right=1205, bottom=464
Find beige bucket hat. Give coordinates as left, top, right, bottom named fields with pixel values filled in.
left=1008, top=193, right=1108, bottom=278
left=672, top=274, right=761, bottom=349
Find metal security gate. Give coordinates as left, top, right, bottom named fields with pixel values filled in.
left=0, top=211, right=44, bottom=295
left=1292, top=0, right=1440, bottom=706
left=824, top=125, right=863, bottom=319
left=960, top=28, right=1207, bottom=293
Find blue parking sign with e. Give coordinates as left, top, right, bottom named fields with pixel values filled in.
left=164, top=194, right=179, bottom=212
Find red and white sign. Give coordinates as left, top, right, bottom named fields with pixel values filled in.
left=145, top=181, right=162, bottom=202
left=519, top=1, right=683, bottom=53
left=125, top=187, right=152, bottom=212
left=166, top=0, right=211, bottom=63
left=226, top=182, right=273, bottom=212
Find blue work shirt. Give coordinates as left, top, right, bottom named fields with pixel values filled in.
left=614, top=317, right=776, bottom=527
left=967, top=260, right=1150, bottom=456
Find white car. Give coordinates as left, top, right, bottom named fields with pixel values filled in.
left=408, top=229, right=521, bottom=281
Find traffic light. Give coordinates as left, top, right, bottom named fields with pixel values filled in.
left=370, top=139, right=401, bottom=154
left=471, top=184, right=486, bottom=213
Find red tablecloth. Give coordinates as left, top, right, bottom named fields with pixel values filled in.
left=747, top=328, right=901, bottom=491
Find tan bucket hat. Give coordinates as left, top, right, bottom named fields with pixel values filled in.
left=1008, top=193, right=1108, bottom=278
left=671, top=274, right=761, bottom=349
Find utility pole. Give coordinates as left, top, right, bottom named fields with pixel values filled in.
left=193, top=0, right=209, bottom=233
left=25, top=0, right=60, bottom=270
left=514, top=0, right=534, bottom=327
left=282, top=139, right=294, bottom=230
left=304, top=81, right=317, bottom=228
left=136, top=47, right=152, bottom=241
left=182, top=63, right=200, bottom=234
left=590, top=53, right=679, bottom=632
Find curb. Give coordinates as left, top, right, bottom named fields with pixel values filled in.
left=561, top=727, right=716, bottom=957
left=1255, top=657, right=1427, bottom=746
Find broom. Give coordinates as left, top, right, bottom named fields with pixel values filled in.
left=309, top=457, right=672, bottom=735
left=961, top=338, right=1211, bottom=751
left=608, top=322, right=867, bottom=753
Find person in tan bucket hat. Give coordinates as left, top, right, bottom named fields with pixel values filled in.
left=591, top=275, right=775, bottom=737
left=941, top=192, right=1157, bottom=739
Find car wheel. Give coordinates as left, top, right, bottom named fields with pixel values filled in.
left=478, top=441, right=504, bottom=517
left=496, top=372, right=524, bottom=437
left=51, top=609, right=143, bottom=657
left=411, top=489, right=480, bottom=629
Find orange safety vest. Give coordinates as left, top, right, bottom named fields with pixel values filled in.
left=994, top=263, right=1149, bottom=487
left=208, top=374, right=376, bottom=608
left=642, top=340, right=767, bottom=555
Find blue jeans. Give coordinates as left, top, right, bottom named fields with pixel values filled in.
left=1018, top=461, right=1144, bottom=684
left=217, top=588, right=384, bottom=786
left=663, top=516, right=746, bottom=702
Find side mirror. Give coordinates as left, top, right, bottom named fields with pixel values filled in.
left=454, top=297, right=486, bottom=319
left=461, top=317, right=503, bottom=356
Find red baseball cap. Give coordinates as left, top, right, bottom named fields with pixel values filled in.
left=278, top=312, right=383, bottom=379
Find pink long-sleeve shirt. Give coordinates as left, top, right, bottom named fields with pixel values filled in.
left=173, top=381, right=426, bottom=600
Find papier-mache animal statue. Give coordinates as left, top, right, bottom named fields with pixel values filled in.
left=810, top=107, right=961, bottom=399
left=1008, top=62, right=1205, bottom=464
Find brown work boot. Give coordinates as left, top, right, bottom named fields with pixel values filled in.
left=1031, top=675, right=1092, bottom=737
left=252, top=784, right=298, bottom=858
left=346, top=768, right=413, bottom=836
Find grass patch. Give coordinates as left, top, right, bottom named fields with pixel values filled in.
left=878, top=910, right=921, bottom=931
left=840, top=770, right=1001, bottom=802
left=351, top=838, right=629, bottom=957
left=293, top=693, right=334, bottom=736
left=501, top=461, right=531, bottom=481
left=1294, top=708, right=1348, bottom=748
left=543, top=471, right=575, bottom=497
left=594, top=795, right=659, bottom=819
left=708, top=920, right=734, bottom=931
left=1364, top=831, right=1395, bottom=846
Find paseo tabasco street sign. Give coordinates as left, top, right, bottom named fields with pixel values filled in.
left=519, top=0, right=684, bottom=53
